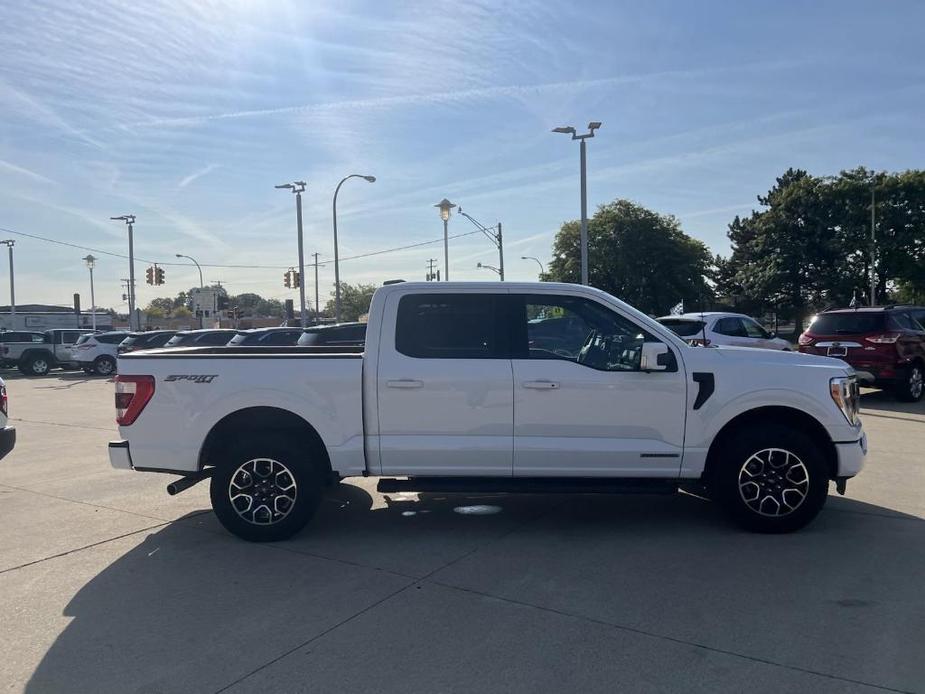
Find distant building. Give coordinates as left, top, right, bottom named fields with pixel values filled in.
left=0, top=305, right=113, bottom=331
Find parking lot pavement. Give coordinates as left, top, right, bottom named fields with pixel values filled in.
left=0, top=373, right=923, bottom=693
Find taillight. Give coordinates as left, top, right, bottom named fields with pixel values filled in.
left=115, top=375, right=155, bottom=425
left=865, top=333, right=900, bottom=344
left=798, top=333, right=814, bottom=346
left=1, top=384, right=7, bottom=416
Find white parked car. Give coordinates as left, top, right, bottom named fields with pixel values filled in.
left=73, top=331, right=132, bottom=376
left=110, top=282, right=864, bottom=540
left=657, top=312, right=792, bottom=350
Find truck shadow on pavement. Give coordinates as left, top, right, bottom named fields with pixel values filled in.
left=24, top=484, right=925, bottom=693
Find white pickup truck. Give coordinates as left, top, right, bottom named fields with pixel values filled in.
left=110, top=282, right=866, bottom=541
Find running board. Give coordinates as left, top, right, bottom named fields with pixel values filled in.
left=376, top=477, right=678, bottom=495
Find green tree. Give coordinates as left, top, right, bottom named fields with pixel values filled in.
left=546, top=199, right=714, bottom=315
left=325, top=282, right=377, bottom=322
left=145, top=297, right=174, bottom=316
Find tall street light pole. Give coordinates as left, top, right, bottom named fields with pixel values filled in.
left=0, top=240, right=14, bottom=322
left=552, top=122, right=601, bottom=286
left=333, top=174, right=376, bottom=322
left=521, top=256, right=545, bottom=276
left=110, top=215, right=137, bottom=330
left=82, top=255, right=97, bottom=330
left=176, top=253, right=205, bottom=327
left=435, top=199, right=456, bottom=281
left=276, top=181, right=308, bottom=328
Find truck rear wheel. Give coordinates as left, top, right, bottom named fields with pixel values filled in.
left=711, top=425, right=829, bottom=533
left=21, top=355, right=51, bottom=377
left=209, top=436, right=325, bottom=542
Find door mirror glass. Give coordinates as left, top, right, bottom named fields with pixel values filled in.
left=640, top=342, right=670, bottom=371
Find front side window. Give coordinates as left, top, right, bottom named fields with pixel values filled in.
left=396, top=294, right=502, bottom=359
left=714, top=317, right=747, bottom=337
left=742, top=318, right=769, bottom=339
left=515, top=294, right=648, bottom=372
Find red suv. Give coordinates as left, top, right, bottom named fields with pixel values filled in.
left=798, top=306, right=925, bottom=401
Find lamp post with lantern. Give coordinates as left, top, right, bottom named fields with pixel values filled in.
left=434, top=198, right=456, bottom=281
left=82, top=255, right=97, bottom=330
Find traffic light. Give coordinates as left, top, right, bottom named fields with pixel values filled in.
left=291, top=270, right=300, bottom=288
left=284, top=269, right=292, bottom=288
left=145, top=266, right=154, bottom=285
left=154, top=266, right=165, bottom=285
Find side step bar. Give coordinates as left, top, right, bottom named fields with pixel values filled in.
left=377, top=477, right=678, bottom=495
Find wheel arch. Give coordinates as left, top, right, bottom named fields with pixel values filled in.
left=198, top=406, right=332, bottom=476
left=703, top=406, right=838, bottom=483
left=19, top=348, right=54, bottom=364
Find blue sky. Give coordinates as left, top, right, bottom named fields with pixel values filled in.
left=1, top=0, right=923, bottom=310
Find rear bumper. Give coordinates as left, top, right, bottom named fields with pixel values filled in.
left=835, top=432, right=867, bottom=478
left=109, top=440, right=134, bottom=470
left=0, top=426, right=16, bottom=459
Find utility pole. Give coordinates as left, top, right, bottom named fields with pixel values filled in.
left=312, top=252, right=320, bottom=318
left=457, top=208, right=504, bottom=280
left=276, top=181, right=308, bottom=327
left=552, top=122, right=601, bottom=285
left=426, top=258, right=438, bottom=281
left=0, top=240, right=15, bottom=323
left=110, top=215, right=137, bottom=329
left=870, top=185, right=877, bottom=307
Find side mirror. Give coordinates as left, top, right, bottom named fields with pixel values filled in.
left=640, top=342, right=670, bottom=372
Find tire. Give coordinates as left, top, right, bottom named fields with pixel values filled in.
left=93, top=355, right=117, bottom=376
left=209, top=436, right=325, bottom=542
left=894, top=363, right=924, bottom=402
left=710, top=424, right=829, bottom=533
left=22, top=355, right=51, bottom=377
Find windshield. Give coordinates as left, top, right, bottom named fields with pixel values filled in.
left=810, top=313, right=885, bottom=335
left=657, top=319, right=706, bottom=337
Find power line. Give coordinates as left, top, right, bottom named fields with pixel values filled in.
left=0, top=224, right=485, bottom=270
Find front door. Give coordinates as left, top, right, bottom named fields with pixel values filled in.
left=376, top=291, right=513, bottom=476
left=510, top=293, right=687, bottom=477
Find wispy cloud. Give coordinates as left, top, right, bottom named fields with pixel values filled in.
left=0, top=159, right=55, bottom=184
left=129, top=61, right=801, bottom=129
left=178, top=163, right=219, bottom=188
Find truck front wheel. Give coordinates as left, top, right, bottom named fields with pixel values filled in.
left=711, top=425, right=829, bottom=533
left=210, top=436, right=324, bottom=542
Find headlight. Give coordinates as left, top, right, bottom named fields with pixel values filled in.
left=830, top=376, right=860, bottom=426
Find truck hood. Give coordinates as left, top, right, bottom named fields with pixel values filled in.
left=704, top=345, right=852, bottom=372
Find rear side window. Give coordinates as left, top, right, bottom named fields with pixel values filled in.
left=396, top=294, right=502, bottom=359
left=810, top=313, right=885, bottom=335
left=262, top=330, right=301, bottom=345
left=196, top=332, right=234, bottom=346
left=97, top=333, right=127, bottom=344
left=657, top=319, right=705, bottom=337
left=889, top=312, right=923, bottom=331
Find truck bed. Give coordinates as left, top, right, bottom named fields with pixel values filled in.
left=115, top=346, right=367, bottom=476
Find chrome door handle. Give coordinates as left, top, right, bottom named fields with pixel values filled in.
left=523, top=380, right=560, bottom=390
left=387, top=379, right=423, bottom=389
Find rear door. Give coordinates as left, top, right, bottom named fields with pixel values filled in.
left=376, top=291, right=513, bottom=476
